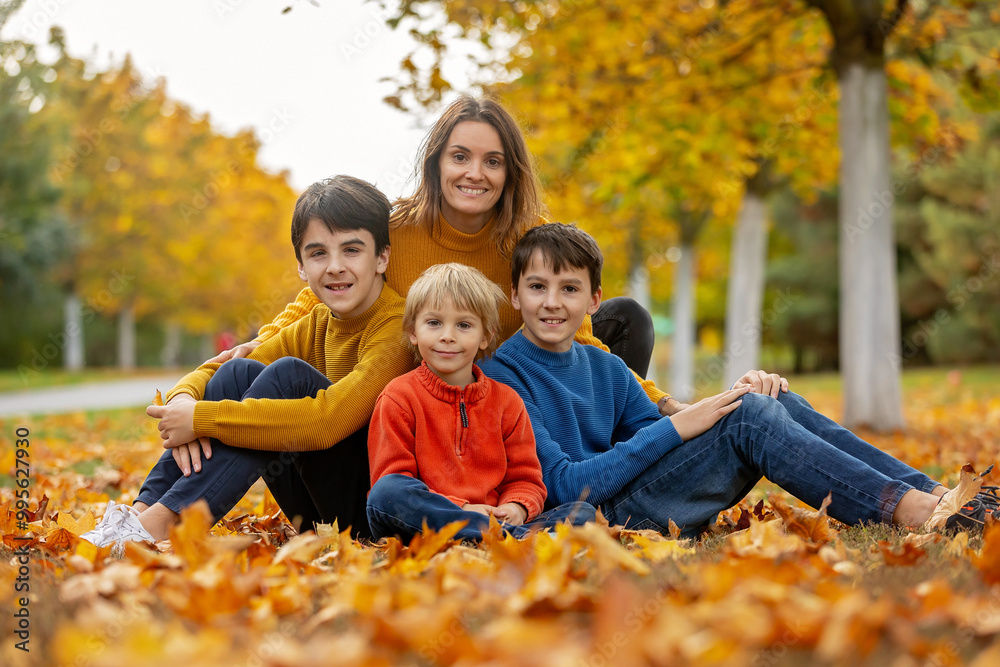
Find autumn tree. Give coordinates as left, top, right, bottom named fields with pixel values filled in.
left=379, top=0, right=997, bottom=426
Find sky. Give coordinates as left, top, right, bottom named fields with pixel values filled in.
left=3, top=0, right=459, bottom=199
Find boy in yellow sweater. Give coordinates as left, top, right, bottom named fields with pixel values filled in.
left=82, top=176, right=414, bottom=552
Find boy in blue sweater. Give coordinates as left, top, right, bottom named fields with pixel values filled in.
left=479, top=223, right=994, bottom=537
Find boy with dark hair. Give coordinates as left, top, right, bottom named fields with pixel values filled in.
left=83, top=176, right=415, bottom=552
left=479, top=223, right=994, bottom=537
left=366, top=263, right=595, bottom=541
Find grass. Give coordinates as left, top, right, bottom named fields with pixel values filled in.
left=0, top=366, right=181, bottom=394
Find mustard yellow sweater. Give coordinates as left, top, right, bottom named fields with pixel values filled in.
left=167, top=284, right=414, bottom=451
left=256, top=217, right=667, bottom=403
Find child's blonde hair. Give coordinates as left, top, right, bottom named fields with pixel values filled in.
left=403, top=263, right=507, bottom=362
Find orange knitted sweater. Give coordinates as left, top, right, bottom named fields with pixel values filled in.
left=368, top=362, right=546, bottom=520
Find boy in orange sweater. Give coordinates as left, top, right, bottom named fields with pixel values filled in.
left=366, top=263, right=595, bottom=541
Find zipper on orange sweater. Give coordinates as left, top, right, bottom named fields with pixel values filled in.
left=459, top=400, right=468, bottom=428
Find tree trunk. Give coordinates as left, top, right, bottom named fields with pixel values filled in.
left=64, top=293, right=84, bottom=370
left=628, top=262, right=656, bottom=386
left=161, top=322, right=182, bottom=368
left=723, top=187, right=769, bottom=389
left=838, top=62, right=904, bottom=431
left=117, top=305, right=136, bottom=370
left=670, top=244, right=696, bottom=402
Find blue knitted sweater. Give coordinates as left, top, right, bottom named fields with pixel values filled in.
left=479, top=332, right=682, bottom=508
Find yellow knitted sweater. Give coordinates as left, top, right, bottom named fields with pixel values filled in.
left=256, top=217, right=668, bottom=403
left=167, top=284, right=414, bottom=451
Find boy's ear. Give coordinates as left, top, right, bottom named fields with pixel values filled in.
left=376, top=245, right=391, bottom=275
left=297, top=262, right=307, bottom=282
left=587, top=286, right=603, bottom=316
left=407, top=329, right=418, bottom=346
left=510, top=285, right=521, bottom=311
left=479, top=331, right=492, bottom=351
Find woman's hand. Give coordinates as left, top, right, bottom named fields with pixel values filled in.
left=669, top=386, right=751, bottom=441
left=203, top=340, right=260, bottom=365
left=658, top=396, right=691, bottom=416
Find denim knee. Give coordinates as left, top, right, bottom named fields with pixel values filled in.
left=367, top=474, right=412, bottom=511
left=737, top=391, right=784, bottom=425
left=261, top=356, right=314, bottom=380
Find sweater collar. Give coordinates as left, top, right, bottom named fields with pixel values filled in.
left=415, top=360, right=489, bottom=402
left=433, top=213, right=495, bottom=252
left=324, top=282, right=396, bottom=334
left=504, top=330, right=580, bottom=367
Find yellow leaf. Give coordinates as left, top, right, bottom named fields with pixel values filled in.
left=57, top=509, right=96, bottom=536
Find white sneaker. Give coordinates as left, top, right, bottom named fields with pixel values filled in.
left=80, top=500, right=156, bottom=557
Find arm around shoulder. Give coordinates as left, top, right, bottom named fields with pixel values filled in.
left=254, top=286, right=321, bottom=344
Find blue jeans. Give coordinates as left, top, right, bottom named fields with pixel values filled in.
left=602, top=391, right=940, bottom=538
left=367, top=474, right=597, bottom=542
left=135, top=357, right=374, bottom=539
left=592, top=297, right=655, bottom=379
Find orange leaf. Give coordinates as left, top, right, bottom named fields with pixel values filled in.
left=877, top=540, right=927, bottom=566
left=153, top=389, right=164, bottom=406
left=769, top=492, right=836, bottom=544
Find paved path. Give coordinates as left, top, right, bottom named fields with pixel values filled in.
left=0, top=375, right=184, bottom=418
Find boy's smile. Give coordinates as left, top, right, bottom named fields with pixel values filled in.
left=298, top=218, right=389, bottom=320
left=512, top=251, right=601, bottom=354
left=409, top=297, right=490, bottom=388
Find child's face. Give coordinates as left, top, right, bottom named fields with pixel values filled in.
left=409, top=297, right=490, bottom=387
left=297, top=218, right=389, bottom=320
left=438, top=121, right=506, bottom=232
left=512, top=250, right=601, bottom=354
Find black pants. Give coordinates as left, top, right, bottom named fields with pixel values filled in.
left=136, top=357, right=373, bottom=539
left=591, top=297, right=655, bottom=379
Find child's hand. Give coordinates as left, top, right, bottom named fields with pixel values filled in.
left=171, top=438, right=213, bottom=476
left=146, top=395, right=198, bottom=448
left=669, top=386, right=751, bottom=441
left=462, top=503, right=494, bottom=517
left=734, top=369, right=789, bottom=398
left=492, top=502, right=527, bottom=526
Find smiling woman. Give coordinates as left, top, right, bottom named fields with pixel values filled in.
left=217, top=95, right=671, bottom=411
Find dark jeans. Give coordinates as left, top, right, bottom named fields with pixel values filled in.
left=135, top=357, right=373, bottom=539
left=602, top=390, right=940, bottom=538
left=592, top=297, right=655, bottom=379
left=367, top=474, right=597, bottom=542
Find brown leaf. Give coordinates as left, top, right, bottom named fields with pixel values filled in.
left=769, top=492, right=836, bottom=544
left=877, top=540, right=927, bottom=566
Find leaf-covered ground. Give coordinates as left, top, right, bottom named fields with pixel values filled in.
left=2, top=368, right=1000, bottom=666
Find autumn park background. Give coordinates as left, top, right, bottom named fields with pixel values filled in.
left=2, top=0, right=1000, bottom=665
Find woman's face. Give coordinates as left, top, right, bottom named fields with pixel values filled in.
left=438, top=121, right=507, bottom=233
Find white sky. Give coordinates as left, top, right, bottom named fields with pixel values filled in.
left=4, top=0, right=455, bottom=199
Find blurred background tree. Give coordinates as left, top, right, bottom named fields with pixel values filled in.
left=1, top=3, right=300, bottom=375
left=377, top=0, right=1000, bottom=429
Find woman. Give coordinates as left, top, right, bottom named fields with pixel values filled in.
left=213, top=95, right=673, bottom=408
